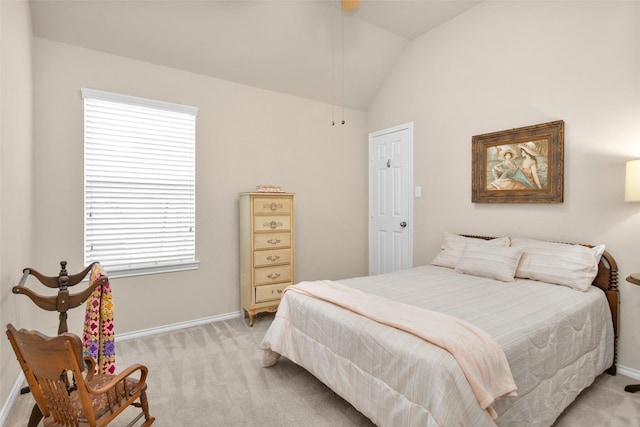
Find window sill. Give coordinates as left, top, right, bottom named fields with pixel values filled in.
left=105, top=261, right=200, bottom=279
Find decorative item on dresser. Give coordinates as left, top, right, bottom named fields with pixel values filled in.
left=239, top=192, right=295, bottom=326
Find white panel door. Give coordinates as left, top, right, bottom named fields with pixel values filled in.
left=369, top=123, right=413, bottom=275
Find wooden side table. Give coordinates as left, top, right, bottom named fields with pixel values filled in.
left=625, top=274, right=640, bottom=393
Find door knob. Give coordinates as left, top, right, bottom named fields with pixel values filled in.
left=400, top=221, right=407, bottom=228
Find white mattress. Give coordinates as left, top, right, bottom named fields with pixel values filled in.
left=261, top=265, right=614, bottom=426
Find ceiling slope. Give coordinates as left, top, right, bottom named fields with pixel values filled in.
left=29, top=0, right=480, bottom=110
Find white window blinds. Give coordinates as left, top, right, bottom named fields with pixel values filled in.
left=82, top=88, right=198, bottom=277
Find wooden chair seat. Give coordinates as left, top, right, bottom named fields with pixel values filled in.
left=69, top=375, right=141, bottom=424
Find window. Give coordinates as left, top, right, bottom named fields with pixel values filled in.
left=82, top=88, right=198, bottom=277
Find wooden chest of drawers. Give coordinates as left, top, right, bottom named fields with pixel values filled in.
left=239, top=192, right=294, bottom=326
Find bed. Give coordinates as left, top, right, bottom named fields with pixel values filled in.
left=260, top=234, right=619, bottom=426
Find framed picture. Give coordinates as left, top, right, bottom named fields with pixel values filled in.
left=472, top=120, right=564, bottom=203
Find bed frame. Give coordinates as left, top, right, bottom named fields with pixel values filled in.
left=464, top=235, right=619, bottom=375
left=591, top=249, right=619, bottom=374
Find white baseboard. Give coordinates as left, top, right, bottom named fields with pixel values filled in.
left=617, top=364, right=640, bottom=381
left=0, top=375, right=27, bottom=427
left=114, top=311, right=241, bottom=342
left=0, top=311, right=241, bottom=426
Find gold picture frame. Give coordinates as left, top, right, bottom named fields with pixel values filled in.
left=472, top=120, right=564, bottom=203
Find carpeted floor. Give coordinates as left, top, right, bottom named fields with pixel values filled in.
left=4, top=316, right=640, bottom=426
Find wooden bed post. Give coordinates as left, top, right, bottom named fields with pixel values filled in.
left=596, top=251, right=619, bottom=375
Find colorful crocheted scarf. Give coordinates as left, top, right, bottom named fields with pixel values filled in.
left=82, top=263, right=116, bottom=375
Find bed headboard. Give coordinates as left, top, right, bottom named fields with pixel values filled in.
left=463, top=235, right=619, bottom=375
left=593, top=250, right=619, bottom=375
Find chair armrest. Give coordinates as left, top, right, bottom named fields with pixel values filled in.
left=83, top=356, right=97, bottom=381
left=86, top=364, right=149, bottom=396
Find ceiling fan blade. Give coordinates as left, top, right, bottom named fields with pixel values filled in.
left=341, top=0, right=360, bottom=12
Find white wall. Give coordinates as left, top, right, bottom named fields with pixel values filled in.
left=18, top=38, right=369, bottom=338
left=368, top=1, right=640, bottom=373
left=0, top=0, right=34, bottom=410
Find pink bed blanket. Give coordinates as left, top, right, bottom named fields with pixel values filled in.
left=265, top=280, right=517, bottom=418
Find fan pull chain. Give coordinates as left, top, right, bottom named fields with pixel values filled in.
left=341, top=5, right=346, bottom=125
left=330, top=0, right=347, bottom=126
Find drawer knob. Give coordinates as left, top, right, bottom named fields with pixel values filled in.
left=267, top=273, right=281, bottom=280
left=266, top=255, right=280, bottom=262
left=272, top=289, right=283, bottom=295
left=263, top=202, right=282, bottom=211
left=267, top=238, right=281, bottom=245
left=265, top=220, right=283, bottom=229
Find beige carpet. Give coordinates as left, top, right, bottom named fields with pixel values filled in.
left=4, top=316, right=640, bottom=426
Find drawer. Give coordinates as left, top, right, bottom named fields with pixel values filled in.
left=255, top=282, right=291, bottom=303
left=254, top=265, right=292, bottom=285
left=254, top=249, right=291, bottom=267
left=254, top=198, right=291, bottom=215
left=254, top=232, right=291, bottom=249
left=254, top=216, right=291, bottom=232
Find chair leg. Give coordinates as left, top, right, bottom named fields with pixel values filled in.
left=139, top=389, right=155, bottom=426
left=625, top=384, right=640, bottom=393
left=27, top=403, right=43, bottom=427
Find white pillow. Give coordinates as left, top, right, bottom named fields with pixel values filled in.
left=455, top=243, right=525, bottom=282
left=511, top=237, right=605, bottom=291
left=431, top=232, right=511, bottom=269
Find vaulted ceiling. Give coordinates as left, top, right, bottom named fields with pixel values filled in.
left=29, top=0, right=481, bottom=110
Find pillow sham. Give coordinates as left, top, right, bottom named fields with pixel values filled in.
left=455, top=243, right=525, bottom=282
left=510, top=237, right=605, bottom=291
left=431, top=232, right=510, bottom=269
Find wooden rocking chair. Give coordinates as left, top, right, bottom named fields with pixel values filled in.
left=6, top=324, right=155, bottom=427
